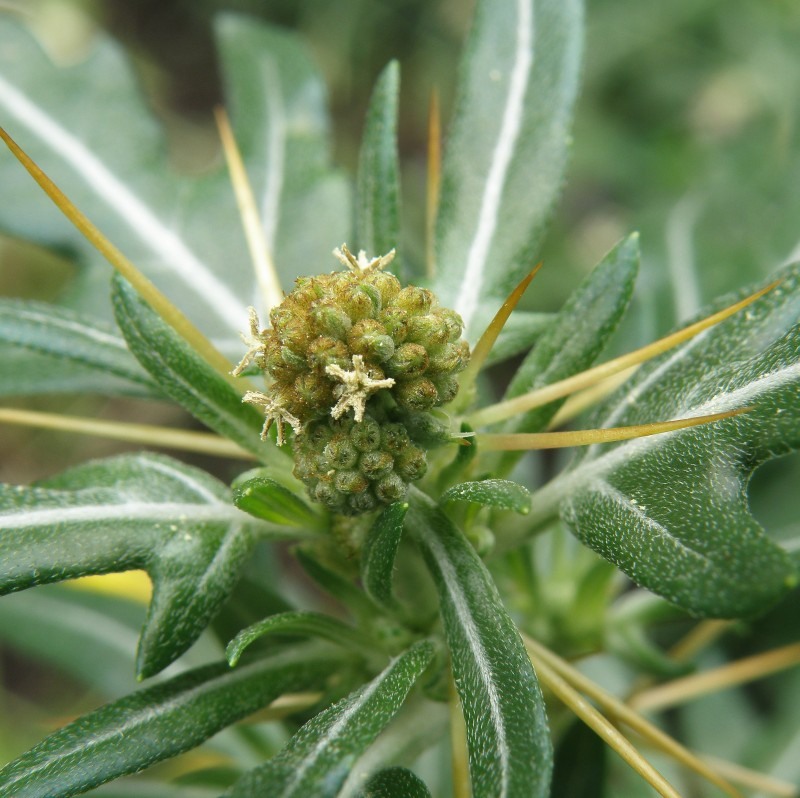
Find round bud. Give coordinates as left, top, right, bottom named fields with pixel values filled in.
left=388, top=343, right=429, bottom=376
left=395, top=377, right=438, bottom=412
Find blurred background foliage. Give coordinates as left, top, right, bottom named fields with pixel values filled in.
left=1, top=0, right=800, bottom=792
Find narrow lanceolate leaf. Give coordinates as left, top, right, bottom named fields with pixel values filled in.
left=440, top=479, right=531, bottom=515
left=0, top=644, right=336, bottom=798
left=531, top=264, right=800, bottom=617
left=0, top=452, right=292, bottom=677
left=227, top=611, right=373, bottom=666
left=0, top=15, right=347, bottom=350
left=406, top=489, right=552, bottom=798
left=358, top=767, right=432, bottom=798
left=112, top=275, right=267, bottom=461
left=355, top=61, right=402, bottom=269
left=433, top=0, right=583, bottom=340
left=496, top=233, right=639, bottom=437
left=233, top=474, right=323, bottom=530
left=227, top=641, right=434, bottom=797
left=216, top=14, right=350, bottom=294
left=0, top=18, right=248, bottom=344
left=0, top=299, right=160, bottom=397
left=361, top=502, right=409, bottom=609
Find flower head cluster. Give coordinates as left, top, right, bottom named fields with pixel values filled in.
left=237, top=246, right=470, bottom=513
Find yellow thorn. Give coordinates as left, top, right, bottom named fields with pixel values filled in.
left=524, top=635, right=743, bottom=798
left=426, top=88, right=441, bottom=281
left=697, top=753, right=799, bottom=798
left=668, top=619, right=732, bottom=663
left=462, top=262, right=544, bottom=384
left=528, top=649, right=682, bottom=798
left=0, top=126, right=239, bottom=387
left=477, top=407, right=748, bottom=451
left=213, top=107, right=284, bottom=314
left=630, top=642, right=800, bottom=713
left=0, top=407, right=255, bottom=460
left=468, top=280, right=779, bottom=427
left=547, top=366, right=639, bottom=428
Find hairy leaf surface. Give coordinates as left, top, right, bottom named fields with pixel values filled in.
left=0, top=452, right=287, bottom=677
left=0, top=645, right=335, bottom=798
left=226, top=641, right=434, bottom=797
left=0, top=15, right=347, bottom=352
left=360, top=502, right=409, bottom=609
left=433, top=0, right=583, bottom=340
left=541, top=265, right=800, bottom=616
left=440, top=479, right=531, bottom=514
left=407, top=489, right=552, bottom=797
left=358, top=767, right=432, bottom=798
left=0, top=299, right=159, bottom=397
left=355, top=60, right=401, bottom=272
left=112, top=276, right=266, bottom=461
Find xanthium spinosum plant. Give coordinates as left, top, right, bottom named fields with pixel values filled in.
left=0, top=3, right=799, bottom=798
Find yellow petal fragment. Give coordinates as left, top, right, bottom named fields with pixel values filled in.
left=0, top=126, right=239, bottom=387
left=0, top=406, right=254, bottom=459
left=469, top=280, right=779, bottom=427
left=477, top=407, right=748, bottom=451
left=214, top=106, right=284, bottom=313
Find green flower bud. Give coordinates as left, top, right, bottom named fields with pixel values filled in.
left=350, top=415, right=382, bottom=452
left=388, top=343, right=429, bottom=376
left=375, top=473, right=407, bottom=503
left=380, top=422, right=410, bottom=454
left=427, top=340, right=470, bottom=374
left=334, top=470, right=370, bottom=495
left=395, top=376, right=439, bottom=411
left=348, top=319, right=395, bottom=362
left=406, top=314, right=449, bottom=347
left=394, top=285, right=433, bottom=314
left=312, top=302, right=352, bottom=339
left=395, top=446, right=427, bottom=481
left=432, top=374, right=460, bottom=405
left=359, top=450, right=394, bottom=480
left=348, top=490, right=378, bottom=514
left=323, top=436, right=359, bottom=469
left=380, top=307, right=410, bottom=344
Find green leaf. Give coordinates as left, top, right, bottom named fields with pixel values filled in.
left=0, top=15, right=347, bottom=352
left=215, top=13, right=350, bottom=291
left=233, top=475, right=323, bottom=530
left=406, top=489, right=552, bottom=797
left=0, top=452, right=291, bottom=677
left=433, top=0, right=584, bottom=340
left=536, top=264, right=800, bottom=617
left=355, top=60, right=401, bottom=267
left=295, top=546, right=379, bottom=619
left=440, top=479, right=531, bottom=514
left=502, top=233, right=640, bottom=435
left=0, top=644, right=335, bottom=798
left=358, top=767, right=432, bottom=798
left=0, top=299, right=160, bottom=397
left=0, top=585, right=145, bottom=698
left=227, top=641, right=434, bottom=797
left=360, top=502, right=409, bottom=609
left=111, top=275, right=266, bottom=461
left=226, top=610, right=372, bottom=666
